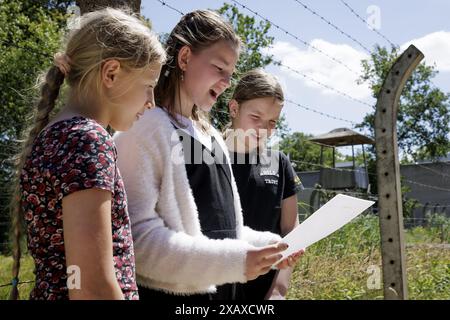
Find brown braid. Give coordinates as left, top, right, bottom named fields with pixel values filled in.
left=9, top=66, right=65, bottom=300
left=8, top=7, right=166, bottom=300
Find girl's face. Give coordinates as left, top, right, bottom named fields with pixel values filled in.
left=181, top=40, right=239, bottom=112
left=230, top=97, right=283, bottom=151
left=106, top=61, right=162, bottom=131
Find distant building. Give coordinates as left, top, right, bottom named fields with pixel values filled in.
left=296, top=158, right=450, bottom=226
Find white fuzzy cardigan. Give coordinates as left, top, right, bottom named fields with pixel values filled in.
left=114, top=107, right=281, bottom=295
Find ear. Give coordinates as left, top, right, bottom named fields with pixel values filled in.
left=177, top=45, right=192, bottom=72
left=228, top=99, right=239, bottom=118
left=101, top=59, right=121, bottom=89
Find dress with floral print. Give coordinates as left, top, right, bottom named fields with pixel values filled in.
left=20, top=117, right=138, bottom=300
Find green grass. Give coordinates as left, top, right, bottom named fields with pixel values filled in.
left=286, top=215, right=450, bottom=300
left=0, top=254, right=34, bottom=300
left=1, top=215, right=449, bottom=300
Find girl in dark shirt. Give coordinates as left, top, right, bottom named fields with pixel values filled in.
left=226, top=69, right=305, bottom=300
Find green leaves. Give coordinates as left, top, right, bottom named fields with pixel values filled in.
left=357, top=45, right=450, bottom=161
left=211, top=3, right=283, bottom=131
left=0, top=0, right=68, bottom=251
left=279, top=132, right=337, bottom=171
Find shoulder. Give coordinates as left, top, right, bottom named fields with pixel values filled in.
left=44, top=116, right=110, bottom=139
left=276, top=151, right=298, bottom=174
left=277, top=150, right=291, bottom=165
left=41, top=117, right=114, bottom=154
left=115, top=107, right=174, bottom=143
left=133, top=107, right=172, bottom=132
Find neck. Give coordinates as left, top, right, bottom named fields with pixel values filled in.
left=173, top=83, right=194, bottom=119
left=63, top=91, right=110, bottom=128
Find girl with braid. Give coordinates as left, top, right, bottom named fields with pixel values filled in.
left=9, top=8, right=165, bottom=300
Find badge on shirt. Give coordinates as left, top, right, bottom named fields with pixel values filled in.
left=260, top=167, right=279, bottom=185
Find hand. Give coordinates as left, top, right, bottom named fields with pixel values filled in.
left=274, top=249, right=305, bottom=270
left=245, top=243, right=289, bottom=281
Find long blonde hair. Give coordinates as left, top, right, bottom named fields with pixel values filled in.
left=8, top=7, right=166, bottom=300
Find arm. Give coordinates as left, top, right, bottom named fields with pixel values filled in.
left=115, top=125, right=253, bottom=287
left=266, top=194, right=299, bottom=299
left=240, top=226, right=282, bottom=247
left=63, top=188, right=124, bottom=300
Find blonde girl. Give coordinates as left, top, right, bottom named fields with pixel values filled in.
left=10, top=8, right=166, bottom=300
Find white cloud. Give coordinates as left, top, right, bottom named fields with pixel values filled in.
left=401, top=31, right=450, bottom=72
left=265, top=39, right=372, bottom=100
left=266, top=31, right=450, bottom=102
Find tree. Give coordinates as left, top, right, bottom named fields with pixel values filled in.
left=357, top=45, right=450, bottom=161
left=211, top=3, right=289, bottom=134
left=76, top=0, right=140, bottom=14
left=0, top=0, right=70, bottom=251
left=0, top=0, right=145, bottom=252
left=279, top=132, right=338, bottom=171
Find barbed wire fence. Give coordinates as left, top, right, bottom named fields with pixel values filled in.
left=1, top=0, right=449, bottom=296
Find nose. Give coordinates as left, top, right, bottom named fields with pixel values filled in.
left=145, top=91, right=156, bottom=109
left=220, top=74, right=232, bottom=89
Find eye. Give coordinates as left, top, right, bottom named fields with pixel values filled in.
left=213, top=65, right=223, bottom=72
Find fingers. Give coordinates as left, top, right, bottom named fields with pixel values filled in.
left=275, top=249, right=306, bottom=269
left=260, top=242, right=289, bottom=256
left=246, top=243, right=295, bottom=280
left=275, top=259, right=288, bottom=269
left=261, top=253, right=283, bottom=268
left=257, top=243, right=288, bottom=269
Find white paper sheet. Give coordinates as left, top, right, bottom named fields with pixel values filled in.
left=277, top=194, right=375, bottom=262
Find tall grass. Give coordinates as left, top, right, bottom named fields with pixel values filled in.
left=287, top=214, right=450, bottom=300
left=0, top=214, right=449, bottom=300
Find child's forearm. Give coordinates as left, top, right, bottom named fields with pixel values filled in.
left=265, top=267, right=294, bottom=299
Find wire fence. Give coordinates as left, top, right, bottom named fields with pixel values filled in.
left=339, top=0, right=398, bottom=48
left=290, top=158, right=450, bottom=193
left=292, top=0, right=372, bottom=53
left=230, top=0, right=361, bottom=76
left=0, top=0, right=449, bottom=298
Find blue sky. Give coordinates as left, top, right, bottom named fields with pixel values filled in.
left=141, top=0, right=450, bottom=142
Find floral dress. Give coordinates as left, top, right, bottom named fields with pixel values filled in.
left=20, top=117, right=138, bottom=300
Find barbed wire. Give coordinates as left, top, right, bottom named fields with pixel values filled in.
left=274, top=61, right=374, bottom=108
left=230, top=0, right=361, bottom=76
left=154, top=0, right=381, bottom=124
left=290, top=158, right=450, bottom=193
left=402, top=178, right=450, bottom=193
left=154, top=0, right=184, bottom=15
left=285, top=99, right=358, bottom=126
left=301, top=186, right=376, bottom=200
left=338, top=1, right=446, bottom=93
left=0, top=280, right=34, bottom=289
left=338, top=0, right=398, bottom=49
left=292, top=0, right=372, bottom=53
left=415, top=163, right=450, bottom=180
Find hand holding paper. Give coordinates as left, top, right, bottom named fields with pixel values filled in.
left=277, top=194, right=375, bottom=262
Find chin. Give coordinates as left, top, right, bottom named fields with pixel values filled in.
left=196, top=102, right=214, bottom=112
